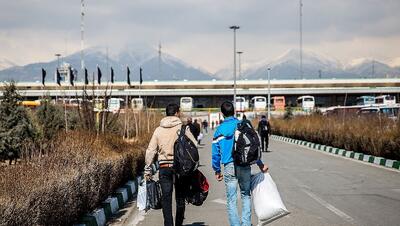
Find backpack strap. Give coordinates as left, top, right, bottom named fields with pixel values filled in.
left=179, top=124, right=187, bottom=137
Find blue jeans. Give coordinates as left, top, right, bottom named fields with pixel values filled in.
left=223, top=162, right=252, bottom=226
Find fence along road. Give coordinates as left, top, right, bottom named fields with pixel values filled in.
left=134, top=132, right=400, bottom=226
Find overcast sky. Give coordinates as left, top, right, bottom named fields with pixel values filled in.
left=0, top=0, right=399, bottom=72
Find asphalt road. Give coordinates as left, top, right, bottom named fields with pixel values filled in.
left=129, top=132, right=400, bottom=226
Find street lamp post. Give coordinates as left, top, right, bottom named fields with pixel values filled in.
left=55, top=53, right=61, bottom=69
left=237, top=51, right=243, bottom=80
left=267, top=68, right=271, bottom=120
left=230, top=25, right=240, bottom=115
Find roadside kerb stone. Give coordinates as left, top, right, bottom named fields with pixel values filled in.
left=272, top=135, right=399, bottom=171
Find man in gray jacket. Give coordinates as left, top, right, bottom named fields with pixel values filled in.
left=145, top=103, right=197, bottom=226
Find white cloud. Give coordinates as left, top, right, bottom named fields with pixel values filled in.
left=0, top=0, right=399, bottom=72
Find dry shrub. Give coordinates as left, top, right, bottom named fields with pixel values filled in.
left=0, top=131, right=148, bottom=226
left=271, top=115, right=400, bottom=160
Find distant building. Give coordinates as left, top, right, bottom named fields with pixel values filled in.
left=54, top=62, right=77, bottom=84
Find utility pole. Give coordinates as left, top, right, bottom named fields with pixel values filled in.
left=230, top=25, right=240, bottom=115
left=80, top=0, right=85, bottom=70
left=158, top=42, right=162, bottom=79
left=299, top=0, right=303, bottom=79
left=237, top=51, right=243, bottom=80
left=267, top=68, right=271, bottom=120
left=372, top=60, right=375, bottom=78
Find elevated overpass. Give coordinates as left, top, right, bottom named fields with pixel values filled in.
left=1, top=78, right=399, bottom=107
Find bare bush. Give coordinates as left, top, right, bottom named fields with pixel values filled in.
left=0, top=131, right=149, bottom=226
left=272, top=115, right=400, bottom=160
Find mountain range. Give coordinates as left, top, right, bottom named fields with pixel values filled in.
left=0, top=45, right=214, bottom=83
left=0, top=46, right=399, bottom=82
left=216, top=49, right=400, bottom=80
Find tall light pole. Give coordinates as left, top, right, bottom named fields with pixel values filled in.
left=299, top=0, right=303, bottom=79
left=230, top=25, right=240, bottom=115
left=80, top=0, right=85, bottom=70
left=55, top=53, right=61, bottom=69
left=237, top=51, right=243, bottom=80
left=267, top=68, right=271, bottom=120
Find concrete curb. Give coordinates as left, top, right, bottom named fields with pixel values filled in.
left=73, top=179, right=139, bottom=226
left=271, top=135, right=400, bottom=171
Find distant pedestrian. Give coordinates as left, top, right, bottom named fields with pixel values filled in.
left=257, top=115, right=271, bottom=152
left=193, top=119, right=202, bottom=145
left=211, top=121, right=215, bottom=130
left=144, top=104, right=197, bottom=226
left=202, top=120, right=209, bottom=134
left=187, top=117, right=200, bottom=143
left=212, top=101, right=268, bottom=226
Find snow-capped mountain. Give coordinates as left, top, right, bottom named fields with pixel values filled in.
left=0, top=45, right=214, bottom=82
left=216, top=49, right=400, bottom=80
left=243, top=49, right=349, bottom=80
left=0, top=59, right=17, bottom=70
left=346, top=58, right=399, bottom=78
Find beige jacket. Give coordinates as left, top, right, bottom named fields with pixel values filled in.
left=145, top=116, right=197, bottom=174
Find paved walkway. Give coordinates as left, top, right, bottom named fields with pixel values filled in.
left=123, top=132, right=400, bottom=226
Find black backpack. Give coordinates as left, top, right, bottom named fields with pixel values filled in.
left=232, top=120, right=261, bottom=166
left=173, top=125, right=200, bottom=176
left=260, top=121, right=269, bottom=136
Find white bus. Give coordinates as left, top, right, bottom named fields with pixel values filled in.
left=180, top=97, right=193, bottom=112
left=297, top=95, right=315, bottom=111
left=107, top=98, right=124, bottom=112
left=235, top=96, right=249, bottom=112
left=251, top=96, right=267, bottom=111
left=375, top=95, right=396, bottom=106
left=131, top=98, right=144, bottom=110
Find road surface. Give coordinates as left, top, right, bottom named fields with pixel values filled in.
left=121, top=132, right=400, bottom=226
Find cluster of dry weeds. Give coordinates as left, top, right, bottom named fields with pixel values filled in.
left=0, top=131, right=151, bottom=225
left=272, top=115, right=400, bottom=160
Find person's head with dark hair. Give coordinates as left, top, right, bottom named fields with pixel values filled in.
left=261, top=115, right=267, bottom=121
left=166, top=103, right=180, bottom=116
left=242, top=115, right=247, bottom=120
left=261, top=115, right=266, bottom=119
left=221, top=101, right=234, bottom=117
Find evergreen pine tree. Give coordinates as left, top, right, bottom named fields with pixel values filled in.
left=0, top=82, right=37, bottom=164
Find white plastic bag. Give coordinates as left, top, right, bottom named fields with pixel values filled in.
left=197, top=133, right=203, bottom=141
left=251, top=172, right=289, bottom=225
left=137, top=180, right=147, bottom=211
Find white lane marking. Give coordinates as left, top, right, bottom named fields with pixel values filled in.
left=212, top=198, right=227, bottom=205
left=392, top=189, right=400, bottom=193
left=301, top=189, right=355, bottom=224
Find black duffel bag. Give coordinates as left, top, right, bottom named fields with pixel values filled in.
left=146, top=179, right=162, bottom=210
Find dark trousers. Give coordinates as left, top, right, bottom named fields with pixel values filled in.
left=261, top=135, right=269, bottom=152
left=159, top=168, right=187, bottom=226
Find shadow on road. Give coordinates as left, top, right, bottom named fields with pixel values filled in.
left=183, top=222, right=208, bottom=226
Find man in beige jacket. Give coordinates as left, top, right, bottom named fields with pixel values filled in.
left=145, top=103, right=197, bottom=226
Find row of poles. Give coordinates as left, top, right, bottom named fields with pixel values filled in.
left=40, top=66, right=144, bottom=87
left=229, top=0, right=303, bottom=119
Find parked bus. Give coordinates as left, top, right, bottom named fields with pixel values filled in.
left=107, top=98, right=124, bottom=112
left=20, top=100, right=41, bottom=109
left=250, top=96, right=266, bottom=111
left=356, top=96, right=375, bottom=106
left=235, top=96, right=249, bottom=112
left=297, top=95, right=315, bottom=111
left=375, top=95, right=396, bottom=105
left=272, top=96, right=285, bottom=111
left=358, top=105, right=400, bottom=120
left=131, top=98, right=144, bottom=110
left=180, top=97, right=193, bottom=112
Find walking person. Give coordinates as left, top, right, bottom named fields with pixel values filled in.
left=202, top=119, right=209, bottom=134
left=212, top=101, right=268, bottom=226
left=193, top=119, right=202, bottom=145
left=145, top=104, right=197, bottom=226
left=257, top=115, right=271, bottom=152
